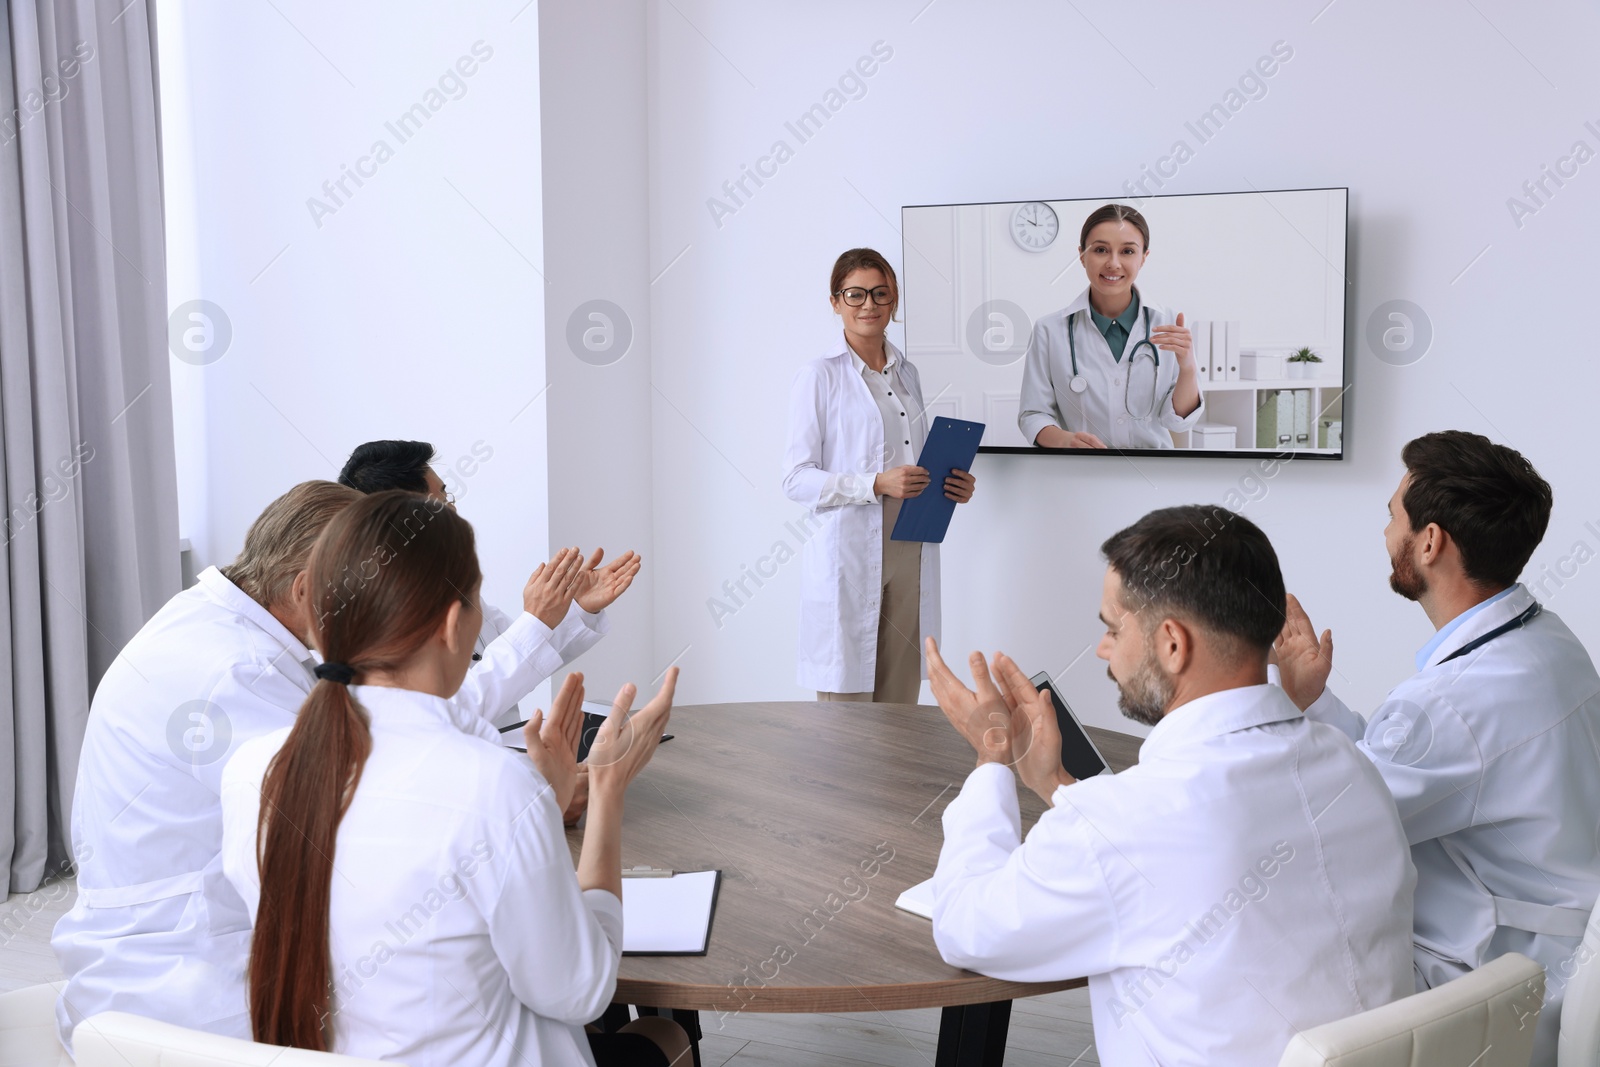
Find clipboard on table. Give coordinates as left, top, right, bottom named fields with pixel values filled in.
left=620, top=869, right=722, bottom=956
left=890, top=417, right=985, bottom=544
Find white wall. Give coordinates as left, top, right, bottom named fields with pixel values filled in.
left=644, top=0, right=1600, bottom=732
left=538, top=0, right=658, bottom=699
left=159, top=1, right=550, bottom=653
left=166, top=1, right=1600, bottom=736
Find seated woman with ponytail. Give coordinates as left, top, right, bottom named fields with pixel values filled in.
left=218, top=490, right=686, bottom=1066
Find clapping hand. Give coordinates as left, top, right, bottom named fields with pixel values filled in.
left=1274, top=594, right=1333, bottom=711
left=522, top=548, right=585, bottom=628
left=574, top=549, right=642, bottom=614
left=990, top=653, right=1075, bottom=804
left=588, top=668, right=677, bottom=794
left=925, top=638, right=1016, bottom=767
left=927, top=639, right=1077, bottom=802
left=523, top=673, right=585, bottom=814
left=562, top=765, right=589, bottom=827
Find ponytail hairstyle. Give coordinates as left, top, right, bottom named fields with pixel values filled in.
left=248, top=489, right=481, bottom=1050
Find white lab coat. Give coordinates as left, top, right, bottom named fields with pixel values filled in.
left=1304, top=584, right=1600, bottom=1067
left=933, top=684, right=1416, bottom=1067
left=1017, top=287, right=1204, bottom=449
left=782, top=335, right=940, bottom=693
left=479, top=598, right=534, bottom=728
left=51, top=566, right=606, bottom=1052
left=220, top=685, right=621, bottom=1067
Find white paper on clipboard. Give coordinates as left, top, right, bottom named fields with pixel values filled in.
left=621, top=869, right=721, bottom=955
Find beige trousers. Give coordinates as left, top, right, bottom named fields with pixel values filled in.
left=819, top=496, right=923, bottom=704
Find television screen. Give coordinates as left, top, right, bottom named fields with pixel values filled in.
left=901, top=188, right=1348, bottom=457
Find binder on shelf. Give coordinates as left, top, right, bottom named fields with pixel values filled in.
left=1209, top=323, right=1227, bottom=380
left=1293, top=389, right=1313, bottom=448
left=1192, top=320, right=1212, bottom=382
left=1256, top=390, right=1296, bottom=450
left=1224, top=321, right=1242, bottom=381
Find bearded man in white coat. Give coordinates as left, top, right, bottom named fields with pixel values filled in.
left=1276, top=430, right=1600, bottom=1066
left=926, top=505, right=1416, bottom=1067
left=52, top=480, right=635, bottom=1053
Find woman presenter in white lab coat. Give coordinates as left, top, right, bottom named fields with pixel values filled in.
left=1017, top=204, right=1204, bottom=449
left=783, top=248, right=976, bottom=702
left=219, top=491, right=687, bottom=1067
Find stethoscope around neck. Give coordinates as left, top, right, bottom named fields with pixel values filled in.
left=1067, top=305, right=1161, bottom=421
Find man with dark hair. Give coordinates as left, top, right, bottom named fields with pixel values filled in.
left=337, top=438, right=642, bottom=728
left=927, top=505, right=1415, bottom=1067
left=337, top=438, right=436, bottom=495
left=1277, top=431, right=1600, bottom=1065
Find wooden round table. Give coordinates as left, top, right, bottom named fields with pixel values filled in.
left=568, top=700, right=1141, bottom=1066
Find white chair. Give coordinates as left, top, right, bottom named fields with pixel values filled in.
left=1279, top=952, right=1545, bottom=1067
left=1558, top=901, right=1600, bottom=1066
left=0, top=981, right=73, bottom=1067
left=75, top=1011, right=398, bottom=1066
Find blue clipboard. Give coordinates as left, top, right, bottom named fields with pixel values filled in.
left=890, top=417, right=985, bottom=544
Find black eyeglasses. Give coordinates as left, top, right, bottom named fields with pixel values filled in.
left=834, top=286, right=894, bottom=307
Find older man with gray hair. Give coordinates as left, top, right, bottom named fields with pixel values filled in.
left=52, top=480, right=599, bottom=1053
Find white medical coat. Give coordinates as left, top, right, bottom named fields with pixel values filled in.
left=1304, top=584, right=1600, bottom=1066
left=220, top=685, right=622, bottom=1067
left=1017, top=287, right=1204, bottom=449
left=479, top=598, right=533, bottom=728
left=52, top=566, right=606, bottom=1052
left=933, top=684, right=1416, bottom=1067
left=782, top=336, right=940, bottom=693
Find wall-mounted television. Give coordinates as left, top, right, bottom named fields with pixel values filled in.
left=901, top=187, right=1348, bottom=458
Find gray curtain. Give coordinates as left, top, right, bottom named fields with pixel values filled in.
left=0, top=0, right=179, bottom=897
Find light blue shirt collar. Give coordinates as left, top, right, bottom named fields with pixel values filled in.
left=1415, top=586, right=1515, bottom=671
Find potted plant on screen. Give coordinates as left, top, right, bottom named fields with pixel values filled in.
left=1287, top=346, right=1322, bottom=379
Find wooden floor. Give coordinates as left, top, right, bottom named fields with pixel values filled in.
left=1, top=878, right=1099, bottom=1065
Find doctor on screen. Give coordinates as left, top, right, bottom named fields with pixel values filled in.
left=1018, top=204, right=1204, bottom=449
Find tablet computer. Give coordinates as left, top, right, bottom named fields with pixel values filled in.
left=499, top=712, right=671, bottom=760
left=1029, top=671, right=1109, bottom=780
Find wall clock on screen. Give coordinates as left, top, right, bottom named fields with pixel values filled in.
left=1010, top=201, right=1059, bottom=252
